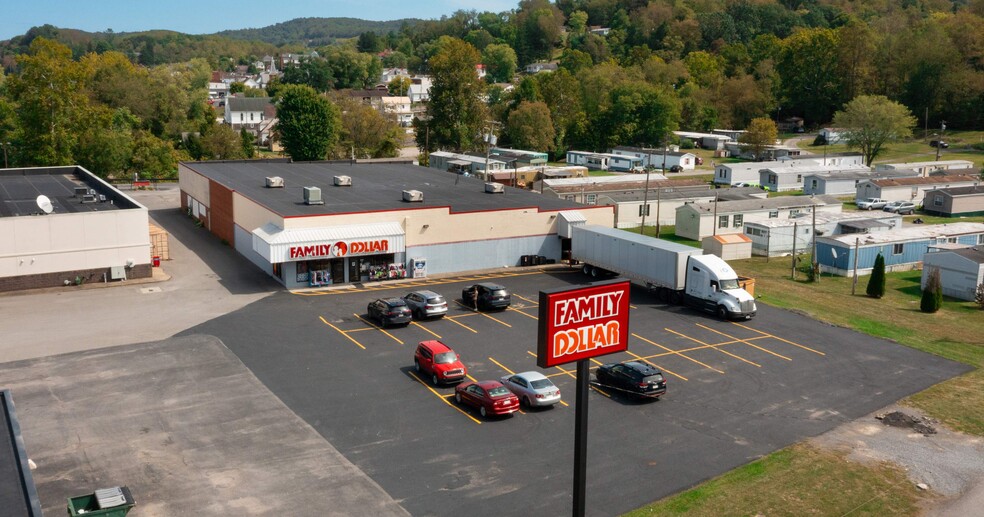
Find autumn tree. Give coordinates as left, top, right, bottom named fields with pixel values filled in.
left=387, top=76, right=411, bottom=97
left=739, top=117, right=778, bottom=160
left=421, top=38, right=488, bottom=152
left=201, top=123, right=244, bottom=160
left=482, top=44, right=518, bottom=83
left=513, top=0, right=566, bottom=65
left=506, top=101, right=555, bottom=152
left=832, top=95, right=916, bottom=166
left=331, top=95, right=402, bottom=159
left=276, top=84, right=340, bottom=161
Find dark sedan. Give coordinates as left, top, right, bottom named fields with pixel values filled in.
left=367, top=298, right=412, bottom=327
left=595, top=361, right=667, bottom=399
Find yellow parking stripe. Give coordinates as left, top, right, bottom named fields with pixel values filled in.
left=478, top=311, right=512, bottom=327
left=665, top=328, right=761, bottom=368
left=489, top=357, right=515, bottom=376
left=345, top=327, right=377, bottom=333
left=696, top=324, right=792, bottom=361
left=632, top=333, right=724, bottom=374
left=353, top=314, right=404, bottom=345
left=624, top=350, right=688, bottom=381
left=319, top=316, right=366, bottom=350
left=411, top=321, right=441, bottom=339
left=730, top=322, right=826, bottom=356
left=513, top=294, right=539, bottom=305
left=507, top=307, right=538, bottom=320
left=407, top=371, right=481, bottom=425
left=443, top=315, right=478, bottom=333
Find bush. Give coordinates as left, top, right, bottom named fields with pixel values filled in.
left=975, top=283, right=984, bottom=310
left=812, top=134, right=827, bottom=146
left=866, top=253, right=886, bottom=298
left=920, top=268, right=943, bottom=313
left=679, top=139, right=695, bottom=150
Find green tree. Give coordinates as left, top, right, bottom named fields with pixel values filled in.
left=537, top=68, right=584, bottom=155
left=7, top=38, right=87, bottom=166
left=130, top=131, right=181, bottom=179
left=777, top=28, right=842, bottom=124
left=558, top=49, right=593, bottom=75
left=739, top=117, right=778, bottom=160
left=357, top=32, right=383, bottom=53
left=482, top=44, right=518, bottom=83
left=920, top=267, right=943, bottom=313
left=422, top=38, right=488, bottom=152
left=240, top=128, right=256, bottom=158
left=276, top=84, right=340, bottom=161
left=387, top=76, right=411, bottom=97
left=73, top=106, right=134, bottom=178
left=598, top=82, right=679, bottom=150
left=506, top=101, right=555, bottom=151
left=866, top=253, right=886, bottom=299
left=281, top=58, right=334, bottom=92
left=513, top=0, right=566, bottom=64
left=332, top=96, right=401, bottom=159
left=323, top=47, right=382, bottom=89
left=200, top=123, right=243, bottom=160
left=832, top=95, right=916, bottom=166
left=229, top=82, right=245, bottom=94
left=975, top=283, right=984, bottom=310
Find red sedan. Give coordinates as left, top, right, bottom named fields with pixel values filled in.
left=454, top=380, right=520, bottom=418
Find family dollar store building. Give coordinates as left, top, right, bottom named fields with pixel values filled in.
left=178, top=159, right=613, bottom=289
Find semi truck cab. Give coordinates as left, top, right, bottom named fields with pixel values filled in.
left=684, top=255, right=756, bottom=320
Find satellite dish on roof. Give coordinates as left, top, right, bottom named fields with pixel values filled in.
left=36, top=195, right=53, bottom=214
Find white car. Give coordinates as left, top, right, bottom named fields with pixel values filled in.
left=857, top=197, right=889, bottom=210
left=499, top=371, right=561, bottom=407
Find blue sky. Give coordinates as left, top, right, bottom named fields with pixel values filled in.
left=0, top=0, right=518, bottom=41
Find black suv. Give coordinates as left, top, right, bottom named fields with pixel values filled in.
left=367, top=298, right=412, bottom=327
left=930, top=140, right=949, bottom=148
left=595, top=361, right=667, bottom=399
left=461, top=283, right=511, bottom=311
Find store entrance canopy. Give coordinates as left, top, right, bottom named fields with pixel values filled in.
left=253, top=222, right=405, bottom=263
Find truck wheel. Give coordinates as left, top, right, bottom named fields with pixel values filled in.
left=670, top=291, right=683, bottom=305
left=716, top=305, right=728, bottom=320
left=657, top=287, right=669, bottom=303
left=582, top=264, right=591, bottom=275
left=591, top=267, right=599, bottom=277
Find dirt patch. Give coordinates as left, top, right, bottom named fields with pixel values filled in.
left=877, top=410, right=938, bottom=436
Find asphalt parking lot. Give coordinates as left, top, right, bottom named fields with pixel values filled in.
left=180, top=267, right=970, bottom=516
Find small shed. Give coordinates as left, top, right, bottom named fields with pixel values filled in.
left=702, top=233, right=752, bottom=260
left=921, top=246, right=984, bottom=301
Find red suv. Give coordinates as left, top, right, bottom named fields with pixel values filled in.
left=414, top=340, right=467, bottom=386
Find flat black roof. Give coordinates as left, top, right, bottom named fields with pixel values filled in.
left=0, top=167, right=136, bottom=218
left=0, top=390, right=42, bottom=517
left=181, top=160, right=588, bottom=217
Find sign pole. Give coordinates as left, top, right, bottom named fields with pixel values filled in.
left=573, top=359, right=589, bottom=517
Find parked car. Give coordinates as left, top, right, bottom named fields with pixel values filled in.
left=454, top=380, right=520, bottom=417
left=884, top=201, right=917, bottom=215
left=402, top=290, right=448, bottom=319
left=695, top=156, right=704, bottom=165
left=732, top=182, right=756, bottom=188
left=856, top=197, right=889, bottom=210
left=668, top=165, right=683, bottom=172
left=461, top=283, right=511, bottom=311
left=930, top=140, right=949, bottom=148
left=595, top=361, right=667, bottom=399
left=366, top=297, right=412, bottom=327
left=499, top=371, right=561, bottom=408
left=414, top=340, right=467, bottom=385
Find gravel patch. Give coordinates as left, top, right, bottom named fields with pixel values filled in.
left=810, top=404, right=984, bottom=514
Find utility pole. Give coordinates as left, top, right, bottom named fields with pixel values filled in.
left=851, top=237, right=860, bottom=295
left=656, top=185, right=662, bottom=238
left=712, top=191, right=719, bottom=237
left=639, top=168, right=651, bottom=234
left=791, top=221, right=798, bottom=280
left=812, top=202, right=818, bottom=283
left=935, top=120, right=946, bottom=161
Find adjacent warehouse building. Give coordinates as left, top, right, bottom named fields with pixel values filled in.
left=0, top=166, right=152, bottom=292
left=178, top=160, right=612, bottom=288
left=816, top=222, right=984, bottom=276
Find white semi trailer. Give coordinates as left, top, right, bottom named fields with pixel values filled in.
left=571, top=225, right=756, bottom=320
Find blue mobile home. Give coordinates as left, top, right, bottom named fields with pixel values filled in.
left=816, top=222, right=984, bottom=276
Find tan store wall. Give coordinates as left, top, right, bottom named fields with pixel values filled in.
left=178, top=164, right=210, bottom=207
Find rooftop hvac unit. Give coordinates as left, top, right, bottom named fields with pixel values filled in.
left=74, top=186, right=88, bottom=198
left=334, top=175, right=352, bottom=186
left=484, top=182, right=504, bottom=193
left=402, top=189, right=424, bottom=202
left=265, top=176, right=284, bottom=188
left=303, top=186, right=324, bottom=205
left=81, top=194, right=97, bottom=203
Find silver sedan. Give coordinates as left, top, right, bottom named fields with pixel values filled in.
left=499, top=371, right=561, bottom=407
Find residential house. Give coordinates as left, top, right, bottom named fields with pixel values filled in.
left=675, top=195, right=842, bottom=241
left=922, top=185, right=984, bottom=217
left=208, top=81, right=229, bottom=100
left=380, top=96, right=413, bottom=128
left=712, top=129, right=745, bottom=141
left=224, top=95, right=274, bottom=134
left=407, top=76, right=433, bottom=103
left=744, top=211, right=902, bottom=257
left=777, top=117, right=805, bottom=133
left=760, top=163, right=871, bottom=192
left=713, top=153, right=865, bottom=186
left=921, top=246, right=984, bottom=301
left=589, top=26, right=611, bottom=36
left=525, top=62, right=558, bottom=74
left=817, top=222, right=984, bottom=276
left=566, top=150, right=641, bottom=172
left=673, top=131, right=731, bottom=151
left=803, top=169, right=917, bottom=196
left=778, top=152, right=865, bottom=167
left=724, top=142, right=803, bottom=161
left=855, top=175, right=981, bottom=204
left=428, top=151, right=506, bottom=177
left=875, top=160, right=974, bottom=177
left=380, top=67, right=410, bottom=86
left=611, top=146, right=698, bottom=170
left=819, top=127, right=845, bottom=144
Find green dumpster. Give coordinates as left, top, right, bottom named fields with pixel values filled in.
left=67, top=486, right=135, bottom=516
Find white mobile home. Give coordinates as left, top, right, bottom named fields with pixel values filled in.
left=855, top=175, right=981, bottom=204
left=744, top=211, right=901, bottom=256
left=611, top=146, right=698, bottom=170
left=875, top=160, right=974, bottom=177
left=760, top=164, right=870, bottom=192
left=566, top=151, right=642, bottom=172
left=921, top=247, right=984, bottom=301
left=674, top=195, right=842, bottom=241
left=803, top=169, right=916, bottom=196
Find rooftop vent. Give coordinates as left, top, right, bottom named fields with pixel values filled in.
left=334, top=175, right=352, bottom=186
left=485, top=182, right=504, bottom=193
left=74, top=186, right=89, bottom=198
left=81, top=194, right=97, bottom=203
left=402, top=189, right=424, bottom=202
left=265, top=176, right=284, bottom=188
left=303, top=186, right=324, bottom=205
